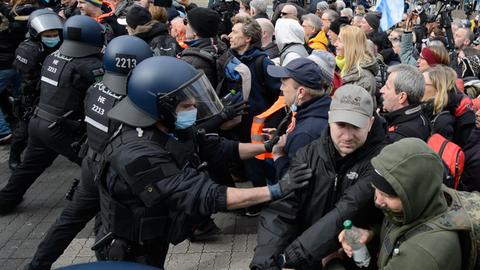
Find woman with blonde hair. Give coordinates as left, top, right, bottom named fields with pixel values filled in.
left=422, top=65, right=475, bottom=147
left=334, top=25, right=378, bottom=95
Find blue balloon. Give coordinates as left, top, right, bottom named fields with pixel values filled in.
left=57, top=261, right=160, bottom=270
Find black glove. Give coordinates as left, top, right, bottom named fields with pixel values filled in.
left=220, top=100, right=248, bottom=120
left=264, top=135, right=279, bottom=153
left=268, top=163, right=312, bottom=200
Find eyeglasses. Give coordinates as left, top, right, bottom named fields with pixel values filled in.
left=389, top=37, right=401, bottom=42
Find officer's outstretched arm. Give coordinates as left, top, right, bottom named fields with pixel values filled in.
left=225, top=164, right=312, bottom=210
left=238, top=143, right=267, bottom=160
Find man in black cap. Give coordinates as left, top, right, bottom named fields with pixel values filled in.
left=361, top=12, right=397, bottom=65
left=180, top=7, right=227, bottom=87
left=251, top=85, right=386, bottom=269
left=126, top=5, right=181, bottom=57
left=266, top=57, right=331, bottom=178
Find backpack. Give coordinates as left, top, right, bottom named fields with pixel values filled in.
left=399, top=187, right=480, bottom=270
left=427, top=133, right=465, bottom=189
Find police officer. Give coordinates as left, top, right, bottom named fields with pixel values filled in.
left=9, top=9, right=64, bottom=171
left=0, top=15, right=104, bottom=215
left=25, top=36, right=153, bottom=270
left=96, top=56, right=312, bottom=268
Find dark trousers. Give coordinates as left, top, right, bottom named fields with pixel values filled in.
left=0, top=116, right=82, bottom=205
left=10, top=118, right=29, bottom=161
left=26, top=156, right=100, bottom=270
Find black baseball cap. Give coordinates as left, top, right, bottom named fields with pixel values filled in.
left=267, top=58, right=324, bottom=90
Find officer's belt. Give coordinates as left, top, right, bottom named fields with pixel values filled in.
left=33, top=107, right=64, bottom=122
left=86, top=147, right=102, bottom=162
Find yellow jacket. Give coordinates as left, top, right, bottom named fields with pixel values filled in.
left=308, top=30, right=328, bottom=51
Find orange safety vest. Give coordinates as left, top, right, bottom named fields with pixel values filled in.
left=95, top=1, right=115, bottom=24
left=251, top=96, right=286, bottom=160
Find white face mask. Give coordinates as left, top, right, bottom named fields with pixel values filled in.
left=290, top=90, right=300, bottom=112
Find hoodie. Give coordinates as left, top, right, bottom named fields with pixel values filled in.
left=275, top=18, right=308, bottom=66
left=131, top=21, right=181, bottom=57
left=371, top=138, right=462, bottom=270
left=274, top=95, right=331, bottom=178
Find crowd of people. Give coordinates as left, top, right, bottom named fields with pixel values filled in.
left=1, top=0, right=480, bottom=269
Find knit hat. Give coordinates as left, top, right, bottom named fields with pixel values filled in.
left=307, top=50, right=335, bottom=84
left=420, top=47, right=441, bottom=66
left=371, top=169, right=397, bottom=196
left=187, top=7, right=220, bottom=38
left=316, top=1, right=329, bottom=11
left=84, top=0, right=102, bottom=7
left=364, top=12, right=380, bottom=31
left=126, top=5, right=152, bottom=29
left=329, top=16, right=350, bottom=35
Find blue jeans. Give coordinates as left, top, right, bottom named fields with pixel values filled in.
left=0, top=68, right=21, bottom=135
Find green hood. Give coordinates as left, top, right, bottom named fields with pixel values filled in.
left=371, top=138, right=448, bottom=267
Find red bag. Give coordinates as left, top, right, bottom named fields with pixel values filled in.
left=427, top=133, right=465, bottom=189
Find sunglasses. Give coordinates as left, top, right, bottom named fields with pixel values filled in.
left=280, top=12, right=290, bottom=16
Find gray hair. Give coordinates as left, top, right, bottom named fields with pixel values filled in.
left=335, top=0, right=346, bottom=11
left=323, top=9, right=339, bottom=22
left=341, top=8, right=353, bottom=18
left=387, top=64, right=425, bottom=104
left=317, top=1, right=329, bottom=11
left=250, top=0, right=267, bottom=14
left=301, top=13, right=322, bottom=32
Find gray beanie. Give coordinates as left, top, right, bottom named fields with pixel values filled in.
left=307, top=50, right=335, bottom=84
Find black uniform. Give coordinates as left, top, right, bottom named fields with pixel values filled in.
left=10, top=39, right=58, bottom=167
left=0, top=50, right=103, bottom=211
left=96, top=126, right=240, bottom=268
left=26, top=81, right=122, bottom=270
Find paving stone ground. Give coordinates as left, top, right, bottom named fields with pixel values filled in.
left=0, top=144, right=259, bottom=270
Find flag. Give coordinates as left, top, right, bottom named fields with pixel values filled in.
left=374, top=0, right=404, bottom=31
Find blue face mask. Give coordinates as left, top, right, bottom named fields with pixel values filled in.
left=175, top=108, right=197, bottom=130
left=41, top=36, right=60, bottom=48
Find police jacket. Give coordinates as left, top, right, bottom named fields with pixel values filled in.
left=13, top=39, right=58, bottom=95
left=274, top=95, right=331, bottom=179
left=100, top=126, right=239, bottom=245
left=38, top=50, right=103, bottom=120
left=181, top=37, right=228, bottom=86
left=251, top=115, right=386, bottom=270
left=383, top=104, right=430, bottom=143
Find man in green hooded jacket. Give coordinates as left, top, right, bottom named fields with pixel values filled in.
left=339, top=138, right=462, bottom=270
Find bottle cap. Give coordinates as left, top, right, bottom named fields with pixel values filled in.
left=343, top=220, right=352, bottom=229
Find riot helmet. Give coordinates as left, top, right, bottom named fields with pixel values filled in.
left=108, top=56, right=224, bottom=129
left=28, top=9, right=63, bottom=38
left=102, top=36, right=153, bottom=95
left=59, top=15, right=104, bottom=57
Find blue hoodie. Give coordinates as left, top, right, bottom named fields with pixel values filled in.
left=275, top=94, right=331, bottom=179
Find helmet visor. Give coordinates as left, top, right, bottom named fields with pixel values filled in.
left=30, top=14, right=63, bottom=36
left=159, top=73, right=224, bottom=122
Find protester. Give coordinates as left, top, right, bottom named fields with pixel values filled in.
left=251, top=85, right=385, bottom=269
left=301, top=13, right=327, bottom=51
left=335, top=25, right=378, bottom=96
left=256, top=18, right=279, bottom=59
left=339, top=138, right=462, bottom=270
left=380, top=64, right=430, bottom=142
left=275, top=18, right=308, bottom=66
left=250, top=0, right=268, bottom=19
left=422, top=65, right=475, bottom=147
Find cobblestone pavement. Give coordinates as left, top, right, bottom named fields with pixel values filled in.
left=0, top=144, right=259, bottom=270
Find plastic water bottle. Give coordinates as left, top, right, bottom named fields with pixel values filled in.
left=343, top=220, right=371, bottom=268
left=221, top=89, right=242, bottom=106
